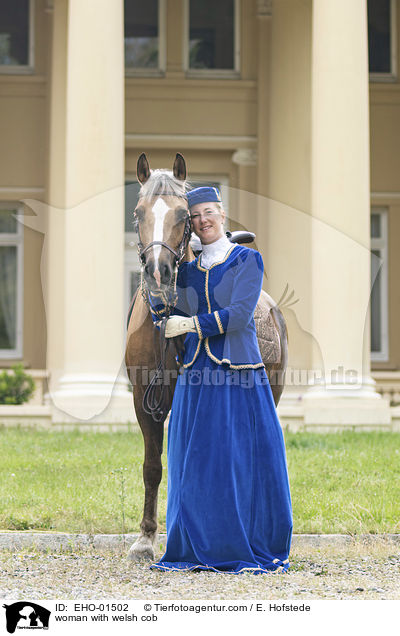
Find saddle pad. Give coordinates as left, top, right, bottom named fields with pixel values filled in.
left=253, top=292, right=282, bottom=364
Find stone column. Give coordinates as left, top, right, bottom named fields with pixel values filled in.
left=256, top=0, right=314, bottom=410
left=303, top=0, right=390, bottom=427
left=45, top=0, right=132, bottom=422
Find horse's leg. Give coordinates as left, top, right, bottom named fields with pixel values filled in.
left=128, top=398, right=165, bottom=561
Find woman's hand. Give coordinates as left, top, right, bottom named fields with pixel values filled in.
left=163, top=316, right=196, bottom=338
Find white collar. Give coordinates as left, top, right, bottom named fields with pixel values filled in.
left=200, top=234, right=233, bottom=268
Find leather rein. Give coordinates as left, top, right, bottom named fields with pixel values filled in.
left=132, top=198, right=191, bottom=422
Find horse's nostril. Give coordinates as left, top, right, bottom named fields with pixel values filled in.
left=144, top=264, right=150, bottom=275
left=161, top=264, right=171, bottom=281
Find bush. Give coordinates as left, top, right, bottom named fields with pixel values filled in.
left=0, top=364, right=35, bottom=405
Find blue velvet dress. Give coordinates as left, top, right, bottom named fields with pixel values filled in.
left=150, top=245, right=293, bottom=573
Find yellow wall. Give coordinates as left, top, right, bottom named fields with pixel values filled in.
left=370, top=91, right=400, bottom=370
left=0, top=0, right=49, bottom=368
left=0, top=0, right=399, bottom=374
left=369, top=2, right=400, bottom=370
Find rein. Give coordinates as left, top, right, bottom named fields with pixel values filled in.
left=142, top=317, right=184, bottom=422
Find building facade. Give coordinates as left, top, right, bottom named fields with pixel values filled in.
left=0, top=0, right=399, bottom=428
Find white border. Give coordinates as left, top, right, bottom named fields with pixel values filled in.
left=183, top=0, right=240, bottom=78
left=370, top=207, right=389, bottom=362
left=0, top=0, right=34, bottom=75
left=369, top=0, right=398, bottom=83
left=124, top=0, right=166, bottom=77
left=0, top=202, right=24, bottom=359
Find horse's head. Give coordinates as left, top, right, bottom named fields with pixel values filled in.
left=134, top=153, right=191, bottom=294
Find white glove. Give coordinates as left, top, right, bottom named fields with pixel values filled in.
left=164, top=316, right=196, bottom=338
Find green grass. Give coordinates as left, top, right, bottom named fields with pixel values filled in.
left=0, top=429, right=399, bottom=535
left=286, top=431, right=400, bottom=534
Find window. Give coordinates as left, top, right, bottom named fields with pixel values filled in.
left=185, top=0, right=239, bottom=76
left=368, top=0, right=397, bottom=81
left=124, top=0, right=166, bottom=74
left=0, top=205, right=23, bottom=358
left=0, top=0, right=33, bottom=73
left=370, top=208, right=389, bottom=362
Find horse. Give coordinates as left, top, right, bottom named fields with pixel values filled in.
left=125, top=153, right=288, bottom=561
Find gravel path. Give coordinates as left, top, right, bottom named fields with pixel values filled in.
left=0, top=537, right=399, bottom=600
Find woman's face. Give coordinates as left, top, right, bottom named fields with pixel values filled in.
left=190, top=201, right=225, bottom=245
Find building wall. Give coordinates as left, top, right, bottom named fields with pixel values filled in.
left=370, top=4, right=400, bottom=371
left=0, top=0, right=49, bottom=368
left=0, top=0, right=399, bottom=376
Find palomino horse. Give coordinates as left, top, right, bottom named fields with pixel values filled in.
left=125, top=153, right=288, bottom=561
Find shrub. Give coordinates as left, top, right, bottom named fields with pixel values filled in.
left=0, top=364, right=35, bottom=405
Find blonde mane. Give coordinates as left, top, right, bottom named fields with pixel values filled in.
left=139, top=170, right=188, bottom=199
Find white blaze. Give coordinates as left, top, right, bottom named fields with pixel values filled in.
left=152, top=197, right=170, bottom=266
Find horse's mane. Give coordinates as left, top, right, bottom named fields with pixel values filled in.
left=139, top=170, right=188, bottom=199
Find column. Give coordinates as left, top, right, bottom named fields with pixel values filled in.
left=303, top=0, right=390, bottom=427
left=45, top=0, right=132, bottom=422
left=256, top=0, right=314, bottom=409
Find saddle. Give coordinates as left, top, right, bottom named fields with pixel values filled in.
left=254, top=292, right=282, bottom=364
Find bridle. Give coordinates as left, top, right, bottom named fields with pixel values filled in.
left=132, top=193, right=192, bottom=422
left=132, top=193, right=191, bottom=317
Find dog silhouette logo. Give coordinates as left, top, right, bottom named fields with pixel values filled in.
left=3, top=602, right=51, bottom=633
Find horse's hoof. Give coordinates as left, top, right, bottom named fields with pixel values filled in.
left=127, top=535, right=155, bottom=562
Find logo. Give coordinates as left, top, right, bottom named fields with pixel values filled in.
left=3, top=603, right=51, bottom=634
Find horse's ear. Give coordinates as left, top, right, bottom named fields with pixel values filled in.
left=137, top=153, right=151, bottom=184
left=173, top=153, right=186, bottom=181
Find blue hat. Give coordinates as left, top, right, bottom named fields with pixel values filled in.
left=186, top=186, right=222, bottom=209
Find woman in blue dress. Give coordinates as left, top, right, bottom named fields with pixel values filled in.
left=150, top=186, right=293, bottom=574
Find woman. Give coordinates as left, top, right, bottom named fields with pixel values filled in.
left=151, top=186, right=293, bottom=574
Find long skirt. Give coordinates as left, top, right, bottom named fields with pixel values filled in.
left=151, top=346, right=293, bottom=574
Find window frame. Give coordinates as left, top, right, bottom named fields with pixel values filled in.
left=183, top=0, right=240, bottom=78
left=0, top=202, right=24, bottom=359
left=124, top=0, right=166, bottom=77
left=369, top=0, right=398, bottom=83
left=370, top=207, right=389, bottom=362
left=0, top=0, right=34, bottom=75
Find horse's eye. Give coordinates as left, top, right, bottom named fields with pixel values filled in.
left=134, top=206, right=145, bottom=221
left=176, top=207, right=189, bottom=221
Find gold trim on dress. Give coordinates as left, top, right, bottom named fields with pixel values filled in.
left=204, top=338, right=265, bottom=370
left=185, top=244, right=262, bottom=370
left=214, top=310, right=224, bottom=334
left=193, top=315, right=203, bottom=340
left=182, top=338, right=202, bottom=368
left=205, top=270, right=211, bottom=312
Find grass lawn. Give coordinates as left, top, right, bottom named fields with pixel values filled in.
left=0, top=429, right=399, bottom=535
